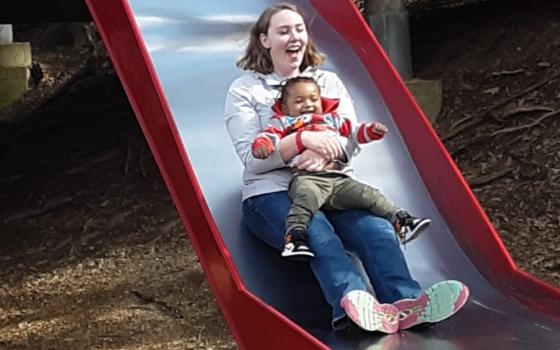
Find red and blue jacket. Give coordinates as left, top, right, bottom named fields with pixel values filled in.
left=252, top=97, right=385, bottom=155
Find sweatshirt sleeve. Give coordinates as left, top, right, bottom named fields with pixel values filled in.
left=321, top=72, right=361, bottom=162
left=224, top=79, right=288, bottom=174
left=253, top=117, right=286, bottom=150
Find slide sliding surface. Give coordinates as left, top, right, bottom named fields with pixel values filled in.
left=86, top=0, right=560, bottom=349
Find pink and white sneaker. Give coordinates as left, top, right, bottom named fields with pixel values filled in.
left=340, top=290, right=399, bottom=334
left=394, top=280, right=469, bottom=330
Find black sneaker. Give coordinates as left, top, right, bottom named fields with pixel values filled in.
left=281, top=229, right=315, bottom=261
left=395, top=211, right=431, bottom=245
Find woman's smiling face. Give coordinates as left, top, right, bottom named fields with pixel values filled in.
left=260, top=9, right=308, bottom=77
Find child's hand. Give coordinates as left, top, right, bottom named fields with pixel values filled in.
left=370, top=122, right=388, bottom=136
left=252, top=138, right=274, bottom=159
left=253, top=146, right=273, bottom=159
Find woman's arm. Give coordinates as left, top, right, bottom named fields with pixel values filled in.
left=295, top=149, right=331, bottom=172
left=299, top=130, right=342, bottom=161
left=319, top=71, right=361, bottom=162
left=225, top=82, right=288, bottom=174
left=278, top=132, right=300, bottom=162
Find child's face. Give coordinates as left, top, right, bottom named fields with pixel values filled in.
left=282, top=82, right=323, bottom=116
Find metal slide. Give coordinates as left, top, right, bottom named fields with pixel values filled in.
left=86, top=0, right=560, bottom=349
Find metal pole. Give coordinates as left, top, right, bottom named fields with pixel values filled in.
left=364, top=0, right=412, bottom=79
left=0, top=25, right=13, bottom=44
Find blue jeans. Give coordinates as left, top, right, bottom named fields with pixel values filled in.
left=242, top=191, right=422, bottom=329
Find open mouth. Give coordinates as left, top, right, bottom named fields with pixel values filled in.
left=286, top=46, right=302, bottom=58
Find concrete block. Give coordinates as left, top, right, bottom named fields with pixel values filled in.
left=0, top=66, right=29, bottom=111
left=0, top=43, right=32, bottom=68
left=0, top=65, right=29, bottom=79
left=405, top=78, right=443, bottom=124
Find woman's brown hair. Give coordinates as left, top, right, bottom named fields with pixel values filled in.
left=236, top=3, right=324, bottom=74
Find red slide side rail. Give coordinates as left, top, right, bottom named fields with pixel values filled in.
left=85, top=0, right=330, bottom=349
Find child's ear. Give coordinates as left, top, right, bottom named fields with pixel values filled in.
left=281, top=104, right=288, bottom=114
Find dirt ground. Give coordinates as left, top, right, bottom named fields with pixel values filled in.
left=0, top=1, right=558, bottom=349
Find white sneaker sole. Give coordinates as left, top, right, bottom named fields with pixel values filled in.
left=341, top=290, right=399, bottom=333
left=396, top=280, right=469, bottom=330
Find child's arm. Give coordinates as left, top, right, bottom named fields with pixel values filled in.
left=252, top=133, right=276, bottom=159
left=337, top=114, right=388, bottom=144
left=355, top=121, right=388, bottom=143
left=251, top=118, right=286, bottom=159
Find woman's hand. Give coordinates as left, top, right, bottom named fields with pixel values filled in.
left=301, top=131, right=343, bottom=161
left=296, top=149, right=330, bottom=172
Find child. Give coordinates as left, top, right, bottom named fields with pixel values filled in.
left=252, top=76, right=430, bottom=260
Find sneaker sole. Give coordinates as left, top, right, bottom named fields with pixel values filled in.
left=397, top=280, right=469, bottom=330
left=402, top=219, right=431, bottom=245
left=281, top=250, right=315, bottom=259
left=341, top=290, right=399, bottom=333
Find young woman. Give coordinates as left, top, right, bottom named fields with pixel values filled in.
left=224, top=3, right=468, bottom=333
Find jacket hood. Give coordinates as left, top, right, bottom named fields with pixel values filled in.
left=271, top=97, right=340, bottom=116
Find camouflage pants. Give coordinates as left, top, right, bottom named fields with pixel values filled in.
left=286, top=172, right=398, bottom=233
